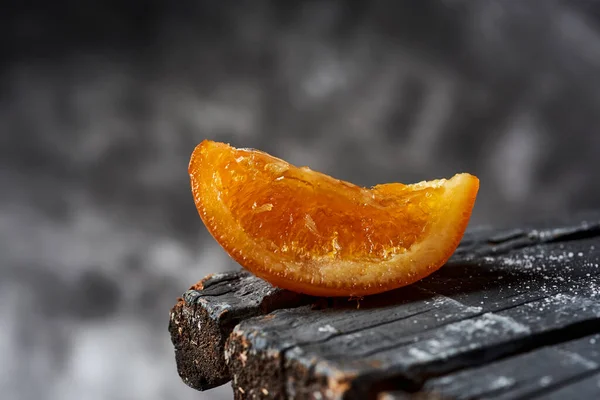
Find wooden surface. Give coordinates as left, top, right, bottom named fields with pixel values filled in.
left=169, top=212, right=600, bottom=399
left=168, top=271, right=312, bottom=390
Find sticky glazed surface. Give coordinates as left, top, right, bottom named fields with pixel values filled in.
left=190, top=140, right=479, bottom=297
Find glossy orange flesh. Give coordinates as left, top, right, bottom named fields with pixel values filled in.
left=190, top=140, right=479, bottom=297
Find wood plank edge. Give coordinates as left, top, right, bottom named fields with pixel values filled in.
left=169, top=271, right=313, bottom=391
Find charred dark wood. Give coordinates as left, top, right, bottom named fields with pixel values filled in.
left=168, top=270, right=312, bottom=390
left=380, top=333, right=600, bottom=399
left=223, top=213, right=600, bottom=399
left=169, top=212, right=600, bottom=398
left=419, top=332, right=600, bottom=399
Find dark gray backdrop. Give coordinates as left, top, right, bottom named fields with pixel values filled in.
left=2, top=1, right=600, bottom=399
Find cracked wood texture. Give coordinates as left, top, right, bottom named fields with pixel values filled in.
left=169, top=212, right=600, bottom=399
left=168, top=271, right=313, bottom=390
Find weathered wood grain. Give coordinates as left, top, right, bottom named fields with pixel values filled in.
left=538, top=370, right=600, bottom=400
left=381, top=333, right=600, bottom=399
left=168, top=212, right=600, bottom=398
left=419, top=333, right=600, bottom=399
left=223, top=214, right=600, bottom=399
left=168, top=270, right=312, bottom=390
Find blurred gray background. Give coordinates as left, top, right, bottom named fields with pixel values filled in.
left=2, top=1, right=600, bottom=399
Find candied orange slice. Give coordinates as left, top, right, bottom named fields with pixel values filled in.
left=189, top=140, right=479, bottom=297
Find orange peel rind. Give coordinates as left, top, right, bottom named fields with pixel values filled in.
left=189, top=140, right=479, bottom=297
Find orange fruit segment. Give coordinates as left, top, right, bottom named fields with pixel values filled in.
left=189, top=140, right=479, bottom=297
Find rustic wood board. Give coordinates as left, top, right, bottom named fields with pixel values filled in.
left=417, top=332, right=600, bottom=399
left=169, top=212, right=600, bottom=399
left=381, top=333, right=600, bottom=399
left=168, top=271, right=313, bottom=390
